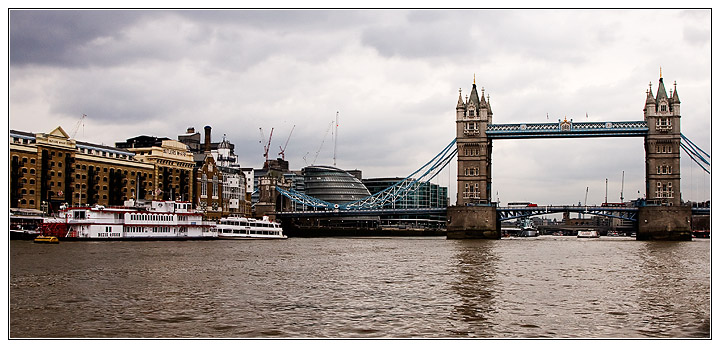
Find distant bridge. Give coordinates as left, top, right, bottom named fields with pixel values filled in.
left=275, top=205, right=710, bottom=222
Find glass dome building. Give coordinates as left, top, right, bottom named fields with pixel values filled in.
left=301, top=165, right=371, bottom=204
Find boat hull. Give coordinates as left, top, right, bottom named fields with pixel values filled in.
left=33, top=236, right=59, bottom=243
left=59, top=236, right=217, bottom=241
left=218, top=235, right=287, bottom=240
left=10, top=230, right=42, bottom=240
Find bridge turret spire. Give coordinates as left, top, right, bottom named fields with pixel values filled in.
left=645, top=83, right=655, bottom=108
left=672, top=81, right=681, bottom=104
left=656, top=75, right=668, bottom=101
left=468, top=82, right=481, bottom=107
left=457, top=88, right=465, bottom=109
left=486, top=93, right=493, bottom=116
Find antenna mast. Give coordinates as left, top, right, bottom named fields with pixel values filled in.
left=333, top=111, right=338, bottom=166
left=620, top=170, right=625, bottom=203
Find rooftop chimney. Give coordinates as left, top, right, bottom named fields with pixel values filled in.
left=187, top=127, right=195, bottom=134
left=204, top=126, right=211, bottom=153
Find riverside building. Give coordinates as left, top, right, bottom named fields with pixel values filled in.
left=10, top=126, right=154, bottom=213
left=115, top=135, right=195, bottom=202
left=363, top=177, right=448, bottom=230
left=179, top=125, right=249, bottom=218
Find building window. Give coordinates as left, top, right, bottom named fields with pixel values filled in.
left=656, top=117, right=671, bottom=131
left=201, top=174, right=208, bottom=196
left=464, top=122, right=479, bottom=135
left=212, top=175, right=219, bottom=198
left=655, top=181, right=674, bottom=198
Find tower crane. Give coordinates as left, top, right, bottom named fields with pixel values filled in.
left=259, top=127, right=274, bottom=165
left=310, top=120, right=334, bottom=166
left=70, top=114, right=86, bottom=138
left=278, top=125, right=295, bottom=161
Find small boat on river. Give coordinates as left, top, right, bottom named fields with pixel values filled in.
left=33, top=235, right=59, bottom=244
left=577, top=230, right=599, bottom=238
left=517, top=219, right=538, bottom=237
left=214, top=216, right=287, bottom=240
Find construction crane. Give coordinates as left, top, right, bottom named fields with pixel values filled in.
left=259, top=127, right=274, bottom=165
left=70, top=114, right=86, bottom=138
left=278, top=125, right=295, bottom=161
left=310, top=120, right=334, bottom=166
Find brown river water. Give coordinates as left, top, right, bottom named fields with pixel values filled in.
left=9, top=235, right=710, bottom=338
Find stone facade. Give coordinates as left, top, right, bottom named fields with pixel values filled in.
left=447, top=205, right=500, bottom=239
left=116, top=136, right=195, bottom=202
left=194, top=153, right=224, bottom=220
left=455, top=78, right=493, bottom=205
left=10, top=127, right=154, bottom=213
left=644, top=73, right=682, bottom=206
left=180, top=125, right=250, bottom=218
left=637, top=205, right=691, bottom=240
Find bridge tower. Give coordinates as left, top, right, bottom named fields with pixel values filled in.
left=455, top=78, right=493, bottom=205
left=447, top=77, right=500, bottom=239
left=643, top=72, right=682, bottom=206
left=640, top=71, right=691, bottom=240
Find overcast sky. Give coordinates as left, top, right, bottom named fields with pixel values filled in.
left=7, top=8, right=712, bottom=206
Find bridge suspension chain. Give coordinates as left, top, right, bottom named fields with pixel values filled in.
left=276, top=138, right=458, bottom=210
left=680, top=133, right=710, bottom=174
left=343, top=139, right=457, bottom=210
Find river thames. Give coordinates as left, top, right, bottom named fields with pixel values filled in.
left=9, top=236, right=710, bottom=338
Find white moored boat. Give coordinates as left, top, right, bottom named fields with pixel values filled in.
left=214, top=216, right=287, bottom=240
left=577, top=230, right=599, bottom=238
left=40, top=199, right=216, bottom=240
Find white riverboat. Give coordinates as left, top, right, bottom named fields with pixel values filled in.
left=577, top=229, right=600, bottom=238
left=10, top=211, right=44, bottom=240
left=40, top=199, right=216, bottom=240
left=214, top=216, right=287, bottom=240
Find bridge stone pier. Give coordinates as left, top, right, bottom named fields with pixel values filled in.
left=449, top=73, right=693, bottom=240
left=447, top=206, right=500, bottom=239
left=637, top=206, right=692, bottom=240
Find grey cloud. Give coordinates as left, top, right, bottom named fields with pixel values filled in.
left=10, top=10, right=369, bottom=70
left=362, top=26, right=467, bottom=58
left=10, top=10, right=147, bottom=67
left=683, top=25, right=710, bottom=47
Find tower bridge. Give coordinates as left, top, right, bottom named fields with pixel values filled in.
left=448, top=72, right=707, bottom=240
left=275, top=73, right=709, bottom=240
